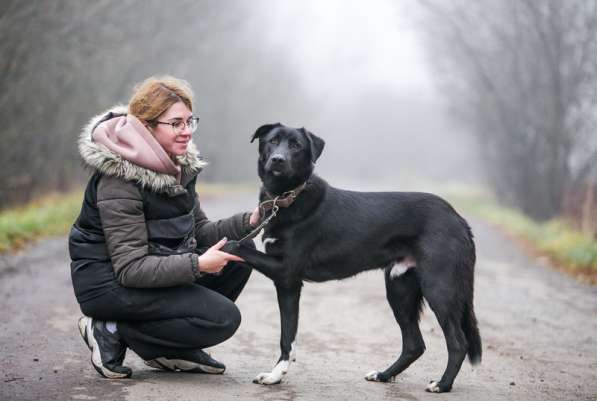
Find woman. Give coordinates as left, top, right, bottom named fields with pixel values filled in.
left=69, top=76, right=259, bottom=378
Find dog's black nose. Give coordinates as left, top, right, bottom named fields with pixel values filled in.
left=271, top=155, right=286, bottom=165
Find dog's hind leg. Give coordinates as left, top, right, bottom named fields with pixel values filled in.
left=365, top=268, right=425, bottom=383
left=420, top=265, right=469, bottom=393
left=253, top=283, right=302, bottom=385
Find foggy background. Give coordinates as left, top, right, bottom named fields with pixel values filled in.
left=1, top=0, right=595, bottom=231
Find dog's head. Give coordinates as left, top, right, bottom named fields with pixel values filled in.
left=251, top=123, right=325, bottom=195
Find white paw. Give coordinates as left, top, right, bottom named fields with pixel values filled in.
left=365, top=370, right=396, bottom=383
left=253, top=360, right=289, bottom=385
left=253, top=371, right=284, bottom=385
left=365, top=370, right=380, bottom=381
left=426, top=381, right=441, bottom=392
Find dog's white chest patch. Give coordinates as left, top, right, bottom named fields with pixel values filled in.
left=389, top=256, right=416, bottom=279
left=263, top=237, right=278, bottom=246
left=263, top=237, right=278, bottom=254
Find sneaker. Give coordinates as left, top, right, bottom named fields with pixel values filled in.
left=144, top=349, right=225, bottom=374
left=78, top=316, right=132, bottom=379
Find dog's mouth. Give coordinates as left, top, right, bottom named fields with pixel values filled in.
left=265, top=162, right=287, bottom=177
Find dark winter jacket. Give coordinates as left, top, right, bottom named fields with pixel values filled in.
left=69, top=106, right=252, bottom=303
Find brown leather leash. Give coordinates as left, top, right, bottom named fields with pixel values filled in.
left=238, top=183, right=306, bottom=244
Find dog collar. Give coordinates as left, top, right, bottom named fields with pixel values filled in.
left=261, top=182, right=307, bottom=211
left=237, top=182, right=307, bottom=245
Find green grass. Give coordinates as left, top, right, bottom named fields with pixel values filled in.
left=446, top=188, right=597, bottom=277
left=0, top=191, right=84, bottom=253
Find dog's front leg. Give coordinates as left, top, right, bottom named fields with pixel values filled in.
left=223, top=241, right=287, bottom=282
left=253, top=283, right=302, bottom=385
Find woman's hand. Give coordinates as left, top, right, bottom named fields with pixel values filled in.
left=249, top=206, right=261, bottom=227
left=198, top=238, right=245, bottom=274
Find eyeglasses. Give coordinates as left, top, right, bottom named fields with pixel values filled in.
left=153, top=117, right=200, bottom=135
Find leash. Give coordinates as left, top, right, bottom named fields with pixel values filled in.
left=238, top=198, right=280, bottom=244
left=237, top=183, right=306, bottom=244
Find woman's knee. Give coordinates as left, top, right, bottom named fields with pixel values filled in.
left=198, top=301, right=241, bottom=346
left=202, top=292, right=241, bottom=333
left=222, top=302, right=242, bottom=336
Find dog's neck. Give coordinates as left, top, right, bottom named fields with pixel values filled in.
left=260, top=182, right=307, bottom=211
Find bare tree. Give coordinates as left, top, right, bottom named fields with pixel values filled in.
left=419, top=0, right=597, bottom=223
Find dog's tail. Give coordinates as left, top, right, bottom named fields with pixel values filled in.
left=463, top=299, right=482, bottom=365
left=458, top=215, right=481, bottom=365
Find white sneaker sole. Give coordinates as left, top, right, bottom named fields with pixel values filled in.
left=145, top=357, right=225, bottom=374
left=78, top=317, right=91, bottom=350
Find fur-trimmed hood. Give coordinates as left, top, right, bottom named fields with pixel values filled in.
left=78, top=105, right=207, bottom=193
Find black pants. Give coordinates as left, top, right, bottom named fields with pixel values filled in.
left=79, top=261, right=252, bottom=360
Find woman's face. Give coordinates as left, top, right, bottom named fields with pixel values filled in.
left=152, top=101, right=193, bottom=156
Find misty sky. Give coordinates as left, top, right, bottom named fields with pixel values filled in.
left=241, top=0, right=480, bottom=189
left=261, top=1, right=435, bottom=97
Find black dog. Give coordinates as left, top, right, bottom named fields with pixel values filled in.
left=223, top=123, right=481, bottom=393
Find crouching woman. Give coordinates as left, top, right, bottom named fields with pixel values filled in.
left=69, top=76, right=259, bottom=378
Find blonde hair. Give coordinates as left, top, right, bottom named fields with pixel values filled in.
left=128, top=76, right=194, bottom=126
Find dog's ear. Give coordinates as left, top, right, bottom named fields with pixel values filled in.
left=251, top=123, right=282, bottom=143
left=299, top=127, right=325, bottom=163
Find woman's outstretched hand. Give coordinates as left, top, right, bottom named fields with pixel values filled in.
left=198, top=238, right=245, bottom=274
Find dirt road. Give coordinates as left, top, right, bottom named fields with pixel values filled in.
left=1, top=191, right=596, bottom=401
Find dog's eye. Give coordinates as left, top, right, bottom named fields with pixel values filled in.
left=289, top=141, right=300, bottom=150
left=269, top=137, right=279, bottom=145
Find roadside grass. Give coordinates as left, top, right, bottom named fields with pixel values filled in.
left=0, top=191, right=84, bottom=253
left=0, top=182, right=259, bottom=254
left=445, top=187, right=597, bottom=284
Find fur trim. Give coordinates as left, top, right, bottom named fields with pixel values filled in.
left=78, top=105, right=207, bottom=193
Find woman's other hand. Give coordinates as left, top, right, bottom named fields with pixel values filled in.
left=249, top=206, right=260, bottom=227
left=198, top=238, right=245, bottom=274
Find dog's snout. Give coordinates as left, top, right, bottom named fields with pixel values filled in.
left=271, top=154, right=286, bottom=164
